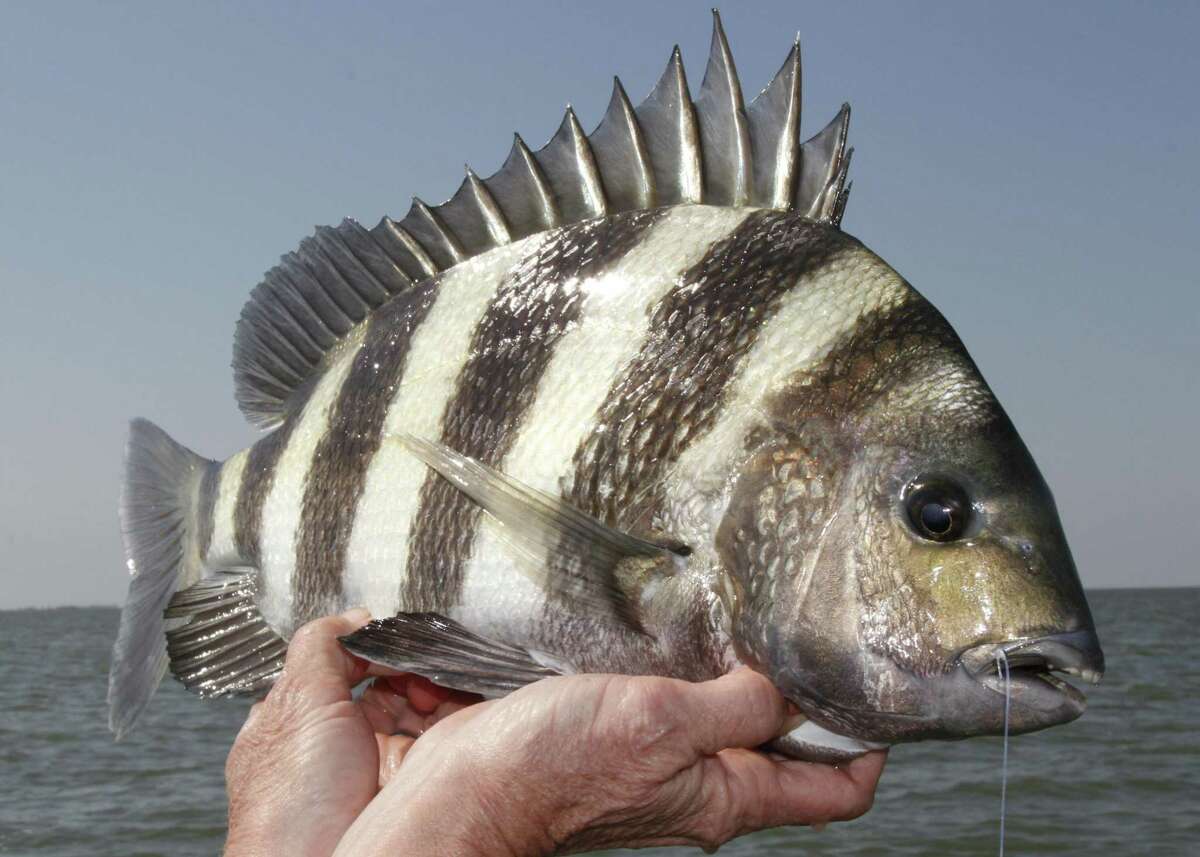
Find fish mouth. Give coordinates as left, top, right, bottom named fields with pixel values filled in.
left=958, top=629, right=1104, bottom=717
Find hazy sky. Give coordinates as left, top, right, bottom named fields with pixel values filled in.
left=2, top=1, right=1196, bottom=608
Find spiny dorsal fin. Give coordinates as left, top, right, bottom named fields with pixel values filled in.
left=233, top=10, right=854, bottom=428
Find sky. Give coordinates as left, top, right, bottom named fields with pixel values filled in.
left=1, top=1, right=1196, bottom=608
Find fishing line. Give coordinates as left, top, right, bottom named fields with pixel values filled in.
left=995, top=649, right=1012, bottom=857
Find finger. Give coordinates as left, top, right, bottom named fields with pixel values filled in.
left=272, top=608, right=373, bottom=711
left=361, top=679, right=479, bottom=737
left=382, top=674, right=484, bottom=710
left=678, top=669, right=788, bottom=755
left=404, top=674, right=453, bottom=715
left=772, top=749, right=886, bottom=824
left=376, top=733, right=417, bottom=788
left=841, top=749, right=888, bottom=792
left=714, top=747, right=887, bottom=832
left=361, top=680, right=428, bottom=737
left=360, top=696, right=398, bottom=736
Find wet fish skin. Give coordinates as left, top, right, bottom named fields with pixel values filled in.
left=107, top=13, right=1103, bottom=761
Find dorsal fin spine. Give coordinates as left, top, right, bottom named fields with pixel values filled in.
left=613, top=78, right=656, bottom=208
left=697, top=9, right=752, bottom=206
left=766, top=40, right=802, bottom=209
left=412, top=198, right=466, bottom=264
left=465, top=166, right=514, bottom=245
left=565, top=107, right=608, bottom=218
left=672, top=48, right=704, bottom=204
left=333, top=219, right=413, bottom=295
left=825, top=147, right=852, bottom=222
left=511, top=134, right=561, bottom=228
left=635, top=46, right=703, bottom=206
left=832, top=178, right=851, bottom=227
left=377, top=217, right=439, bottom=278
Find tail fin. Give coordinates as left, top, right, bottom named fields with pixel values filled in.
left=108, top=418, right=217, bottom=739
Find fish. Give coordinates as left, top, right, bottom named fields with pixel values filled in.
left=108, top=11, right=1103, bottom=761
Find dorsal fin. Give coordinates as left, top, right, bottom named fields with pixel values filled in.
left=232, top=10, right=855, bottom=428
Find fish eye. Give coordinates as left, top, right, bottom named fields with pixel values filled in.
left=904, top=478, right=971, bottom=542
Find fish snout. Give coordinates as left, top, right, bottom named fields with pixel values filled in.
left=954, top=629, right=1104, bottom=732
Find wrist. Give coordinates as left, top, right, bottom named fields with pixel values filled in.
left=336, top=759, right=562, bottom=857
left=224, top=796, right=355, bottom=857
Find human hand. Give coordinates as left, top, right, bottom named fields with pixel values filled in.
left=222, top=610, right=476, bottom=857
left=335, top=667, right=888, bottom=855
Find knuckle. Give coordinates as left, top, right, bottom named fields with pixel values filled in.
left=612, top=678, right=687, bottom=754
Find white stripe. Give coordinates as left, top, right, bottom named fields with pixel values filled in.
left=660, top=245, right=910, bottom=554
left=206, top=449, right=248, bottom=568
left=343, top=234, right=550, bottom=619
left=454, top=205, right=756, bottom=641
left=256, top=330, right=366, bottom=633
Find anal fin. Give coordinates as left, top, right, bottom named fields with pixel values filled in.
left=164, top=570, right=287, bottom=697
left=339, top=613, right=561, bottom=698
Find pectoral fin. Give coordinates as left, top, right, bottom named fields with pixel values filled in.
left=339, top=612, right=560, bottom=697
left=394, top=434, right=686, bottom=633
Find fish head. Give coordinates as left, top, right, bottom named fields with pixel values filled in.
left=718, top=257, right=1102, bottom=745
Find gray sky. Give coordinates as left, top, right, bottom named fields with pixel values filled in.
left=2, top=1, right=1196, bottom=608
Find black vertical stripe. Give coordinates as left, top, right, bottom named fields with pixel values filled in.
left=568, top=212, right=851, bottom=530
left=195, top=461, right=221, bottom=562
left=234, top=416, right=306, bottom=566
left=403, top=209, right=666, bottom=612
left=290, top=280, right=440, bottom=627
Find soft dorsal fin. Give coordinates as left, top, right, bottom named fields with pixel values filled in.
left=232, top=10, right=854, bottom=428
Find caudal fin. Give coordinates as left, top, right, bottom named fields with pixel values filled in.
left=108, top=418, right=217, bottom=739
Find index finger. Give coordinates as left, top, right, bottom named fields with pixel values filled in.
left=735, top=748, right=888, bottom=829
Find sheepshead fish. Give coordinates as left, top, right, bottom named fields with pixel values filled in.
left=109, top=12, right=1103, bottom=761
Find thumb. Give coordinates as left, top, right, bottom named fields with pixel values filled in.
left=678, top=668, right=788, bottom=755
left=273, top=608, right=373, bottom=711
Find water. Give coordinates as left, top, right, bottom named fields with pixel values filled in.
left=1, top=589, right=1196, bottom=856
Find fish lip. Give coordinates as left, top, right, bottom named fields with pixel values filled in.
left=960, top=629, right=1105, bottom=683
left=958, top=629, right=1104, bottom=711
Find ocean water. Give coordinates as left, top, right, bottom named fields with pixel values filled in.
left=0, top=588, right=1195, bottom=856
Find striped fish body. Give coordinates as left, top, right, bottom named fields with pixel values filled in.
left=202, top=206, right=900, bottom=678
left=111, top=13, right=1101, bottom=759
